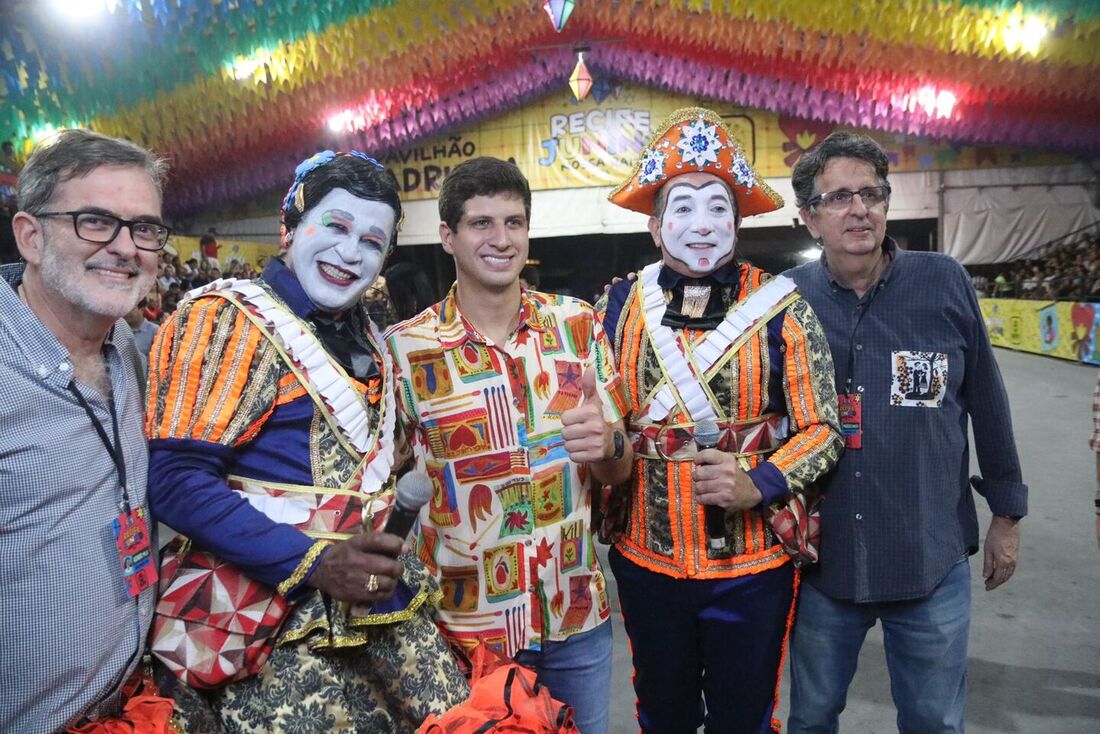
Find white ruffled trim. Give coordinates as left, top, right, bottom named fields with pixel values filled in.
left=639, top=265, right=798, bottom=423
left=184, top=279, right=396, bottom=494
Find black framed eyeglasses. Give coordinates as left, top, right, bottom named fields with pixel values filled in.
left=35, top=210, right=172, bottom=251
left=807, top=185, right=891, bottom=212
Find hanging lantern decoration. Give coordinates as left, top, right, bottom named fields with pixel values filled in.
left=569, top=51, right=593, bottom=102
left=543, top=0, right=575, bottom=33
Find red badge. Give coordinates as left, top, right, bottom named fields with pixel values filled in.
left=838, top=392, right=862, bottom=449
left=112, top=507, right=158, bottom=597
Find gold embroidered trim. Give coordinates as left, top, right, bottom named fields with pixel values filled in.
left=277, top=539, right=332, bottom=597
left=278, top=587, right=444, bottom=649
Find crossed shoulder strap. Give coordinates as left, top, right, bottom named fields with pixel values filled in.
left=637, top=263, right=799, bottom=423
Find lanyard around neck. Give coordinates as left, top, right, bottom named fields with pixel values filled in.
left=68, top=381, right=132, bottom=515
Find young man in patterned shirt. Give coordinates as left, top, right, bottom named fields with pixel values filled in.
left=386, top=156, right=633, bottom=734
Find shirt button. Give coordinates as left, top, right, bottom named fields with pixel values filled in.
left=855, top=344, right=863, bottom=351
left=856, top=385, right=864, bottom=393
left=36, top=365, right=49, bottom=378
left=513, top=397, right=522, bottom=407
left=59, top=362, right=71, bottom=371
left=855, top=471, right=862, bottom=478
left=855, top=513, right=863, bottom=520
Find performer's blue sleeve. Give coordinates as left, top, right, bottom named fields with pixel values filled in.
left=148, top=437, right=320, bottom=596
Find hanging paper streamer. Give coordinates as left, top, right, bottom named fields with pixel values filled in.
left=544, top=0, right=576, bottom=32
left=1, top=0, right=1095, bottom=219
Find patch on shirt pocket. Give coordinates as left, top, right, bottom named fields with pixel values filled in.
left=890, top=351, right=947, bottom=407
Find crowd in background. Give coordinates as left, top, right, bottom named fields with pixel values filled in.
left=970, top=225, right=1100, bottom=301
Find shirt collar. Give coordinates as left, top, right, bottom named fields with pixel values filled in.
left=657, top=259, right=742, bottom=290
left=261, top=257, right=318, bottom=319
left=437, top=282, right=547, bottom=349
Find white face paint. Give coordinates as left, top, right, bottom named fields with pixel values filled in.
left=286, top=188, right=396, bottom=312
left=651, top=172, right=738, bottom=277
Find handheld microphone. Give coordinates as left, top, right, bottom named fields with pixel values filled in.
left=694, top=419, right=728, bottom=552
left=383, top=471, right=433, bottom=543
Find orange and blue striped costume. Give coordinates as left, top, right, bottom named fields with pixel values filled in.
left=604, top=262, right=842, bottom=578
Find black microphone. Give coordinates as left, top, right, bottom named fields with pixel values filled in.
left=694, top=419, right=728, bottom=552
left=383, top=471, right=433, bottom=543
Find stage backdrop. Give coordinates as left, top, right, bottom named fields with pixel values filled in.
left=980, top=298, right=1100, bottom=366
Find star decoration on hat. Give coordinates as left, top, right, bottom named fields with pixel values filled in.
left=637, top=148, right=669, bottom=185
left=729, top=151, right=757, bottom=190
left=676, top=116, right=723, bottom=168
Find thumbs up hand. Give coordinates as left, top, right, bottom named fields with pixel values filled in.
left=561, top=366, right=612, bottom=463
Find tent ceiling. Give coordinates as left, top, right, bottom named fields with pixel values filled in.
left=3, top=1, right=1098, bottom=220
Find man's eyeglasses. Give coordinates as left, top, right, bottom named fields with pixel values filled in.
left=807, top=185, right=891, bottom=212
left=35, top=210, right=171, bottom=251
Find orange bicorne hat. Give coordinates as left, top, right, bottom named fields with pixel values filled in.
left=609, top=107, right=783, bottom=217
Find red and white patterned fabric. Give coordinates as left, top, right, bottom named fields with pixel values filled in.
left=150, top=540, right=290, bottom=690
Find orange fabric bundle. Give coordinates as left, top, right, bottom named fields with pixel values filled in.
left=417, top=645, right=579, bottom=734
left=67, top=672, right=176, bottom=734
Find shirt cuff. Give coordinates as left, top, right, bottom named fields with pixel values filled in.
left=277, top=539, right=333, bottom=598
left=748, top=461, right=789, bottom=510
left=970, top=476, right=1028, bottom=519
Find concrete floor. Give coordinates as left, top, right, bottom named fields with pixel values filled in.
left=597, top=348, right=1100, bottom=733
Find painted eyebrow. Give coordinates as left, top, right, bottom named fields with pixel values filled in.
left=323, top=208, right=388, bottom=237
left=667, top=181, right=732, bottom=201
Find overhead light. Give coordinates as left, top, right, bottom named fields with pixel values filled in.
left=227, top=48, right=274, bottom=82
left=50, top=0, right=109, bottom=20
left=896, top=85, right=956, bottom=120
left=327, top=111, right=354, bottom=133
left=1002, top=13, right=1049, bottom=56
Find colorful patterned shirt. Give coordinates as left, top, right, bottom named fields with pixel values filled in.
left=387, top=285, right=628, bottom=658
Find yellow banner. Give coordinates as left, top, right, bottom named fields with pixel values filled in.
left=383, top=83, right=1075, bottom=201
left=166, top=235, right=279, bottom=269
left=980, top=298, right=1100, bottom=365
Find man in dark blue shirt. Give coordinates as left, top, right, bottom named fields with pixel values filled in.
left=784, top=132, right=1027, bottom=734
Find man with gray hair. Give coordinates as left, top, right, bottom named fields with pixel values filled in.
left=784, top=132, right=1027, bottom=733
left=0, top=129, right=173, bottom=733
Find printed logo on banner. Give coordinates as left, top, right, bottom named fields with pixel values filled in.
left=890, top=351, right=948, bottom=407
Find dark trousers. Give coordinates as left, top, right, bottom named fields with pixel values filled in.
left=609, top=547, right=797, bottom=734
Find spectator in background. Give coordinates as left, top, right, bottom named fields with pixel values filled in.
left=142, top=291, right=163, bottom=323
left=199, top=232, right=219, bottom=265
left=124, top=298, right=159, bottom=378
left=382, top=260, right=437, bottom=323
left=0, top=140, right=19, bottom=174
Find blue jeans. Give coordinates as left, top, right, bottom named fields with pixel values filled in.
left=788, top=558, right=971, bottom=734
left=514, top=620, right=613, bottom=734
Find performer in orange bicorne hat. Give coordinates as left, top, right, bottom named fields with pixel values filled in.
left=601, top=107, right=843, bottom=733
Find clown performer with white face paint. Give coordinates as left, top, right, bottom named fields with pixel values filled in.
left=601, top=108, right=843, bottom=733
left=145, top=151, right=468, bottom=733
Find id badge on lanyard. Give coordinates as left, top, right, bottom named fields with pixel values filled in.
left=113, top=507, right=157, bottom=597
left=838, top=392, right=862, bottom=449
